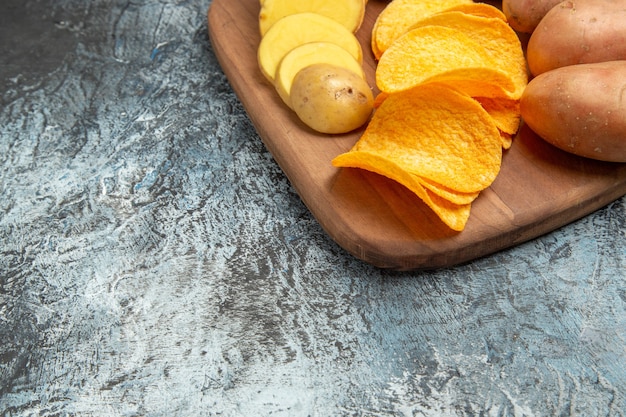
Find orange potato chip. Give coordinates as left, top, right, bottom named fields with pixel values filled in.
left=442, top=3, right=507, bottom=20
left=375, top=26, right=517, bottom=97
left=500, top=133, right=514, bottom=150
left=417, top=177, right=480, bottom=205
left=474, top=96, right=521, bottom=136
left=407, top=11, right=528, bottom=98
left=333, top=150, right=472, bottom=231
left=371, top=0, right=473, bottom=60
left=336, top=1, right=525, bottom=230
left=333, top=83, right=502, bottom=193
left=373, top=92, right=388, bottom=109
left=374, top=90, right=521, bottom=148
left=419, top=71, right=515, bottom=100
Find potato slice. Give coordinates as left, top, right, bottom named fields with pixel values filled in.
left=274, top=42, right=366, bottom=108
left=259, top=0, right=366, bottom=35
left=257, top=12, right=363, bottom=82
left=371, top=0, right=473, bottom=60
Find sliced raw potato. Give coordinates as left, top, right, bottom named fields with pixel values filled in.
left=371, top=0, right=472, bottom=59
left=375, top=26, right=516, bottom=97
left=274, top=42, right=366, bottom=108
left=257, top=12, right=363, bottom=81
left=290, top=64, right=374, bottom=134
left=259, top=0, right=366, bottom=35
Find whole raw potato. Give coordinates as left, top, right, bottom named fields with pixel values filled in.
left=527, top=0, right=626, bottom=76
left=502, top=0, right=562, bottom=33
left=290, top=64, right=374, bottom=134
left=520, top=61, right=626, bottom=162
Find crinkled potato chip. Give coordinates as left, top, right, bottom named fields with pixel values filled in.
left=500, top=133, right=514, bottom=150
left=334, top=150, right=472, bottom=231
left=375, top=26, right=517, bottom=97
left=443, top=3, right=507, bottom=20
left=374, top=89, right=522, bottom=144
left=417, top=177, right=480, bottom=206
left=333, top=83, right=502, bottom=193
left=330, top=1, right=526, bottom=230
left=371, top=0, right=473, bottom=60
left=416, top=69, right=515, bottom=100
left=474, top=96, right=521, bottom=137
left=407, top=11, right=528, bottom=98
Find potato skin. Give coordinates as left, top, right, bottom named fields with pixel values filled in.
left=520, top=61, right=626, bottom=162
left=527, top=0, right=626, bottom=76
left=502, top=0, right=562, bottom=33
left=290, top=64, right=374, bottom=134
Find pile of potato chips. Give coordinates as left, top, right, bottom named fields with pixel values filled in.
left=332, top=0, right=528, bottom=231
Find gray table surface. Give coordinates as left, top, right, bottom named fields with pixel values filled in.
left=1, top=0, right=625, bottom=415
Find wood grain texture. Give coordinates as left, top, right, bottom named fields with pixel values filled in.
left=207, top=0, right=626, bottom=270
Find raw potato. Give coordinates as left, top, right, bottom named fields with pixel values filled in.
left=274, top=42, right=366, bottom=108
left=520, top=60, right=626, bottom=162
left=502, top=0, right=562, bottom=33
left=527, top=0, right=626, bottom=76
left=257, top=12, right=363, bottom=81
left=259, top=0, right=366, bottom=35
left=290, top=64, right=374, bottom=134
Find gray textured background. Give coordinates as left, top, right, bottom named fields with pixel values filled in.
left=1, top=0, right=625, bottom=415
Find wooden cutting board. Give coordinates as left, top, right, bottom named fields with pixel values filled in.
left=207, top=0, right=626, bottom=270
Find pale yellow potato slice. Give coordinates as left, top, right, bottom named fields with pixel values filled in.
left=259, top=0, right=366, bottom=35
left=274, top=41, right=366, bottom=108
left=257, top=12, right=363, bottom=82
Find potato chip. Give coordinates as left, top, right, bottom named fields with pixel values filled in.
left=417, top=177, right=480, bottom=205
left=374, top=90, right=521, bottom=147
left=333, top=1, right=526, bottom=230
left=500, top=133, right=514, bottom=150
left=474, top=96, right=521, bottom=137
left=375, top=26, right=517, bottom=97
left=373, top=92, right=388, bottom=109
left=333, top=150, right=472, bottom=231
left=333, top=83, right=502, bottom=192
left=419, top=71, right=515, bottom=100
left=442, top=2, right=507, bottom=20
left=407, top=11, right=528, bottom=98
left=371, top=0, right=473, bottom=60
